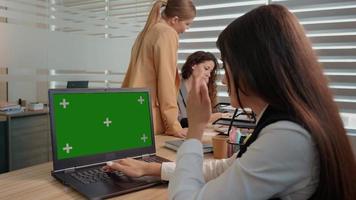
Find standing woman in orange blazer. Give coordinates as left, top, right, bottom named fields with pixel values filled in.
left=122, top=0, right=196, bottom=137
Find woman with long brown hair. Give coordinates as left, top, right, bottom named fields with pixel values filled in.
left=178, top=51, right=221, bottom=127
left=122, top=0, right=196, bottom=138
left=168, top=4, right=356, bottom=199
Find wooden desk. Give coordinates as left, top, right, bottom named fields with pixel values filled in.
left=0, top=133, right=217, bottom=200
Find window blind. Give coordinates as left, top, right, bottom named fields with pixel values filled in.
left=272, top=0, right=356, bottom=132
left=179, top=0, right=267, bottom=102
left=178, top=0, right=356, bottom=132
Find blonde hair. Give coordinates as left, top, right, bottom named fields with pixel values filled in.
left=129, top=0, right=196, bottom=66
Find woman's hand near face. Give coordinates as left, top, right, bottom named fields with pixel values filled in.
left=192, top=63, right=210, bottom=84
left=186, top=75, right=212, bottom=141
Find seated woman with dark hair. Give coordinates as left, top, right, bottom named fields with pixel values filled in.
left=178, top=51, right=223, bottom=128
left=168, top=4, right=356, bottom=200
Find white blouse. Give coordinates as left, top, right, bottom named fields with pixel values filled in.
left=163, top=121, right=319, bottom=200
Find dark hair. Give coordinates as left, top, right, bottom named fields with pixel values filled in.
left=181, top=51, right=219, bottom=110
left=217, top=4, right=356, bottom=200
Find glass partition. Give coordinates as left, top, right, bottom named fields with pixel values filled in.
left=0, top=0, right=151, bottom=103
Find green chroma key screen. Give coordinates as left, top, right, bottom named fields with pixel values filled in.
left=52, top=91, right=153, bottom=160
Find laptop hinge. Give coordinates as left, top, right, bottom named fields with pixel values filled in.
left=141, top=154, right=150, bottom=159
left=64, top=167, right=76, bottom=174
left=53, top=162, right=108, bottom=173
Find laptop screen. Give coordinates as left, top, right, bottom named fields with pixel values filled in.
left=49, top=88, right=156, bottom=170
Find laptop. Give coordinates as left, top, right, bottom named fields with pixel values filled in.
left=48, top=88, right=170, bottom=200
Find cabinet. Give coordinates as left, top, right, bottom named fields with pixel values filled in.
left=0, top=117, right=7, bottom=173
left=0, top=110, right=50, bottom=171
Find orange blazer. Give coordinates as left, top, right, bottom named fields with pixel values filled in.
left=122, top=22, right=182, bottom=135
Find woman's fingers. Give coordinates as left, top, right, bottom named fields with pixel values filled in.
left=102, top=165, right=114, bottom=172
left=200, top=79, right=210, bottom=105
left=106, top=161, right=124, bottom=171
left=104, top=158, right=147, bottom=178
left=106, top=160, right=137, bottom=176
left=119, top=158, right=137, bottom=167
left=186, top=75, right=212, bottom=140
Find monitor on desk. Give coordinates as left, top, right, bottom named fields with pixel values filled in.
left=66, top=81, right=89, bottom=88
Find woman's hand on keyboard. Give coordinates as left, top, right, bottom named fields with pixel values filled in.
left=103, top=158, right=161, bottom=178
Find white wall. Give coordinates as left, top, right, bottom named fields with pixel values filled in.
left=1, top=23, right=135, bottom=103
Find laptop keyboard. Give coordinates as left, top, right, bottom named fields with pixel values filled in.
left=139, top=155, right=170, bottom=163
left=70, top=155, right=169, bottom=185
left=70, top=167, right=117, bottom=184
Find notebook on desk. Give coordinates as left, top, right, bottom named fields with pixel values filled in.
left=164, top=139, right=213, bottom=153
left=48, top=88, right=170, bottom=200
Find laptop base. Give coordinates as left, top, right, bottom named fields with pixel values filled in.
left=52, top=156, right=169, bottom=200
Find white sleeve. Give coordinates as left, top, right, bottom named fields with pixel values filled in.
left=168, top=139, right=205, bottom=200
left=161, top=154, right=236, bottom=181
left=202, top=155, right=236, bottom=181
left=161, top=162, right=176, bottom=181
left=168, top=122, right=317, bottom=200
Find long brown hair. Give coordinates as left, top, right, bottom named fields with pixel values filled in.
left=181, top=51, right=219, bottom=111
left=217, top=4, right=356, bottom=200
left=129, top=0, right=196, bottom=66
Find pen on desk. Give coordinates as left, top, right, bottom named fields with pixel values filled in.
left=227, top=108, right=239, bottom=136
left=243, top=133, right=252, bottom=144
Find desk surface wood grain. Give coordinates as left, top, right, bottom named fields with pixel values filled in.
left=0, top=132, right=217, bottom=200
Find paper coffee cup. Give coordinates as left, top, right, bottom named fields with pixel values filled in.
left=212, top=135, right=229, bottom=159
